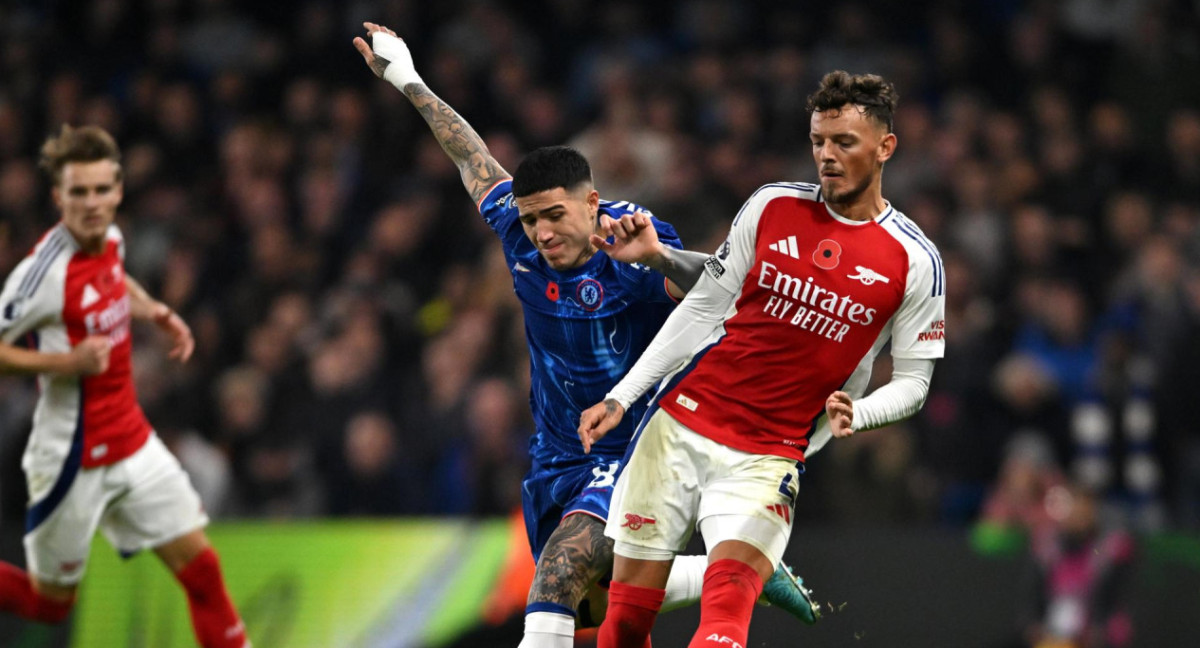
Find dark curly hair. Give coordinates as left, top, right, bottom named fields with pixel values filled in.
left=38, top=124, right=123, bottom=186
left=512, top=145, right=593, bottom=198
left=805, top=71, right=898, bottom=132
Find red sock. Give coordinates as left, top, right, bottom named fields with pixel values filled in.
left=0, top=561, right=74, bottom=623
left=597, top=580, right=664, bottom=648
left=174, top=548, right=246, bottom=648
left=687, top=559, right=763, bottom=648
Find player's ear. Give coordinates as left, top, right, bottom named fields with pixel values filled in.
left=113, top=165, right=125, bottom=203
left=877, top=131, right=897, bottom=165
left=586, top=187, right=600, bottom=217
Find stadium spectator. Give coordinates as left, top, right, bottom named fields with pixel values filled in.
left=1020, top=483, right=1135, bottom=648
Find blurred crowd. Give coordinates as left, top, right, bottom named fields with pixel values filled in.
left=0, top=0, right=1198, bottom=535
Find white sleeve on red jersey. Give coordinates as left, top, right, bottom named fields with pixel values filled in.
left=883, top=213, right=946, bottom=360
left=605, top=183, right=817, bottom=410
left=706, top=183, right=819, bottom=294
left=0, top=242, right=66, bottom=345
left=605, top=264, right=738, bottom=410
left=850, top=357, right=935, bottom=431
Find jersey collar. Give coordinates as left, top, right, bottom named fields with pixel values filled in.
left=821, top=197, right=893, bottom=226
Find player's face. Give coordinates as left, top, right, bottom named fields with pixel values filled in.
left=810, top=105, right=895, bottom=207
left=515, top=186, right=601, bottom=270
left=54, top=160, right=123, bottom=254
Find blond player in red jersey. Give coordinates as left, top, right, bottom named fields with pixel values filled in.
left=0, top=126, right=248, bottom=648
left=579, top=71, right=947, bottom=648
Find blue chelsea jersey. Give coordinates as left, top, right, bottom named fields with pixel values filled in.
left=479, top=179, right=682, bottom=458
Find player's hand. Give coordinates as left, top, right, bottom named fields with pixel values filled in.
left=69, top=336, right=111, bottom=375
left=578, top=399, right=626, bottom=454
left=150, top=303, right=194, bottom=363
left=352, top=22, right=423, bottom=89
left=590, top=211, right=662, bottom=266
left=826, top=391, right=854, bottom=438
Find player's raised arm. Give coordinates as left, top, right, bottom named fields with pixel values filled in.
left=353, top=22, right=510, bottom=206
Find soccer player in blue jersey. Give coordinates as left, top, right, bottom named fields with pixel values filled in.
left=354, top=23, right=817, bottom=648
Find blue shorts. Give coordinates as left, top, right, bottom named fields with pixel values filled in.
left=521, top=448, right=624, bottom=563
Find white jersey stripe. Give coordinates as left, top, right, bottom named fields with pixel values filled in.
left=894, top=214, right=942, bottom=274
left=893, top=218, right=943, bottom=296
left=898, top=215, right=944, bottom=291
left=17, top=229, right=68, bottom=298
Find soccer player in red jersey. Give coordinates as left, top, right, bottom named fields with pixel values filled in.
left=0, top=126, right=248, bottom=648
left=580, top=71, right=947, bottom=648
left=355, top=22, right=819, bottom=648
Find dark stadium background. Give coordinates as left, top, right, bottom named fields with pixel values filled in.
left=1, top=0, right=1198, bottom=646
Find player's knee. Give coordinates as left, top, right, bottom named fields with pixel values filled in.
left=534, top=545, right=610, bottom=598
left=528, top=564, right=591, bottom=605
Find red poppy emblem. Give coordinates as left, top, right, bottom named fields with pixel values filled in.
left=812, top=239, right=842, bottom=270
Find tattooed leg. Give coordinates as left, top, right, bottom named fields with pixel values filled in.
left=528, top=512, right=614, bottom=627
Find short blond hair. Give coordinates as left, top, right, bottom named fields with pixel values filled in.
left=38, top=124, right=122, bottom=186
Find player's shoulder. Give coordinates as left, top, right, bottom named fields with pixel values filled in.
left=751, top=181, right=823, bottom=204
left=477, top=178, right=525, bottom=245
left=1, top=224, right=73, bottom=310
left=600, top=197, right=682, bottom=249
left=734, top=182, right=822, bottom=225
left=599, top=197, right=660, bottom=226
left=876, top=207, right=945, bottom=296
left=599, top=197, right=649, bottom=214
left=10, top=224, right=74, bottom=277
left=477, top=178, right=516, bottom=213
left=876, top=208, right=942, bottom=257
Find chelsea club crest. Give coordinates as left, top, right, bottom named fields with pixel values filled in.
left=576, top=279, right=604, bottom=312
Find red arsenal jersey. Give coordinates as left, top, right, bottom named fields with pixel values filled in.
left=616, top=183, right=945, bottom=461
left=0, top=224, right=152, bottom=470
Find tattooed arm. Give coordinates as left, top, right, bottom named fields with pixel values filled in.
left=402, top=85, right=511, bottom=205
left=352, top=22, right=510, bottom=205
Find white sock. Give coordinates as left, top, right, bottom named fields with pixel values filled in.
left=518, top=610, right=575, bottom=648
left=662, top=554, right=707, bottom=612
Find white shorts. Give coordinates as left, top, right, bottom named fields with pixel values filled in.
left=24, top=433, right=209, bottom=586
left=606, top=409, right=801, bottom=567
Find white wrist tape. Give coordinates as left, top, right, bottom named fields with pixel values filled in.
left=371, top=32, right=423, bottom=90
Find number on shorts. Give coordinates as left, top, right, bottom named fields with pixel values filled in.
left=588, top=461, right=620, bottom=489
left=778, top=472, right=796, bottom=504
